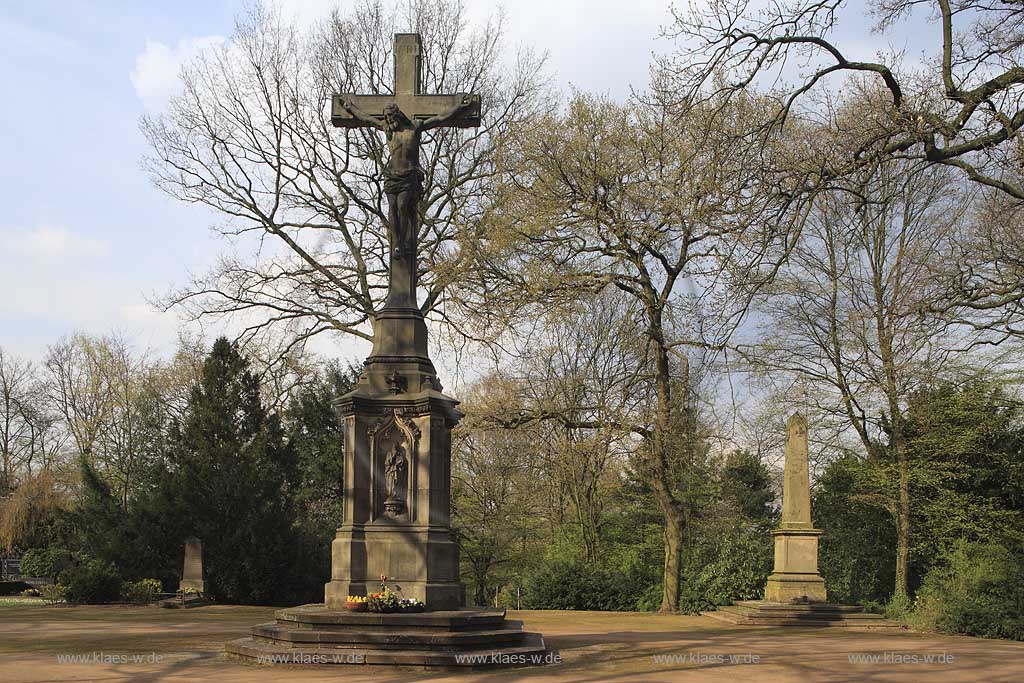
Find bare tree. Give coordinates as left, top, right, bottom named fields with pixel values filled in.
left=667, top=0, right=1024, bottom=199
left=45, top=335, right=114, bottom=464
left=142, top=1, right=549, bottom=361
left=0, top=348, right=38, bottom=493
left=457, top=91, right=793, bottom=611
left=44, top=334, right=156, bottom=508
left=452, top=382, right=546, bottom=606
left=483, top=292, right=641, bottom=562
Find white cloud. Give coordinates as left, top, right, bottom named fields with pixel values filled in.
left=9, top=224, right=107, bottom=259
left=130, top=35, right=225, bottom=113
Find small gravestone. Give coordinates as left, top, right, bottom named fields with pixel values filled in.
left=179, top=537, right=205, bottom=594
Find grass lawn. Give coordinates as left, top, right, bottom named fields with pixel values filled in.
left=0, top=597, right=46, bottom=607
left=0, top=604, right=1021, bottom=682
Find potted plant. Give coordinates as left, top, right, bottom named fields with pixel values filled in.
left=345, top=595, right=368, bottom=612
left=398, top=597, right=425, bottom=613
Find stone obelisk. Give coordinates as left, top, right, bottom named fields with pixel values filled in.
left=764, top=413, right=828, bottom=603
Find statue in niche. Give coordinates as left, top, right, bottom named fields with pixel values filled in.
left=383, top=442, right=408, bottom=515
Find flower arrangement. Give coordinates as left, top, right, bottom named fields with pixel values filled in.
left=367, top=588, right=400, bottom=613
left=398, top=597, right=425, bottom=613
left=345, top=595, right=368, bottom=612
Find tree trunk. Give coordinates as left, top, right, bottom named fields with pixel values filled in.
left=894, top=443, right=911, bottom=601
left=657, top=492, right=685, bottom=612
left=649, top=326, right=685, bottom=612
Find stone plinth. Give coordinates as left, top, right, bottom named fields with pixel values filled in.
left=323, top=386, right=464, bottom=610
left=764, top=529, right=827, bottom=602
left=703, top=601, right=900, bottom=629
left=224, top=605, right=554, bottom=667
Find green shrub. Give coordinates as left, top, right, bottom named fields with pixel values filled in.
left=39, top=583, right=66, bottom=604
left=121, top=578, right=162, bottom=604
left=523, top=560, right=635, bottom=611
left=885, top=591, right=913, bottom=621
left=635, top=583, right=664, bottom=612
left=62, top=560, right=123, bottom=604
left=910, top=540, right=1024, bottom=640
left=693, top=525, right=772, bottom=608
left=20, top=547, right=71, bottom=579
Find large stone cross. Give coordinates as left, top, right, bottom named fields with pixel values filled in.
left=331, top=33, right=481, bottom=131
left=331, top=33, right=481, bottom=311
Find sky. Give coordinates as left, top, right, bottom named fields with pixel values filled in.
left=0, top=0, right=935, bottom=365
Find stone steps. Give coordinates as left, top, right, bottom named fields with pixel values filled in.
left=274, top=605, right=508, bottom=631
left=225, top=604, right=555, bottom=667
left=250, top=622, right=529, bottom=650
left=702, top=601, right=903, bottom=629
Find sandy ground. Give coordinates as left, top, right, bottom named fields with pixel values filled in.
left=0, top=604, right=1021, bottom=682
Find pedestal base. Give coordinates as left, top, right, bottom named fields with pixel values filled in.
left=702, top=601, right=901, bottom=629
left=765, top=527, right=827, bottom=603
left=764, top=573, right=828, bottom=603
left=224, top=605, right=556, bottom=668
left=325, top=522, right=464, bottom=610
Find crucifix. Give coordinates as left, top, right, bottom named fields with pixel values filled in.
left=332, top=33, right=481, bottom=311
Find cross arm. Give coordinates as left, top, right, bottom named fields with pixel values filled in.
left=332, top=96, right=387, bottom=130
left=331, top=94, right=481, bottom=129
left=420, top=94, right=482, bottom=131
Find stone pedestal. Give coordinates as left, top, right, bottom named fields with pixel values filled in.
left=322, top=304, right=464, bottom=610
left=764, top=528, right=827, bottom=602
left=225, top=605, right=552, bottom=667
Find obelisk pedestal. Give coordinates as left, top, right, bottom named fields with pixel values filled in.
left=764, top=413, right=827, bottom=603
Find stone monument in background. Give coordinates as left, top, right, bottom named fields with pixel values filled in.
left=179, top=537, right=205, bottom=594
left=764, top=413, right=827, bottom=603
left=704, top=414, right=897, bottom=628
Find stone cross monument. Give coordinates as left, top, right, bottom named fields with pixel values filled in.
left=226, top=34, right=550, bottom=666
left=764, top=413, right=828, bottom=603
left=324, top=33, right=480, bottom=610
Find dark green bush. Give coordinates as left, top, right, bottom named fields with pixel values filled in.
left=635, top=583, right=664, bottom=612
left=20, top=547, right=72, bottom=579
left=62, top=560, right=123, bottom=604
left=692, top=523, right=772, bottom=608
left=523, top=560, right=635, bottom=611
left=911, top=541, right=1024, bottom=640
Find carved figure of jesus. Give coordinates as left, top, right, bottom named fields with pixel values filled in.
left=338, top=96, right=478, bottom=308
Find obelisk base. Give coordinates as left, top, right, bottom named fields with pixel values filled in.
left=764, top=528, right=827, bottom=603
